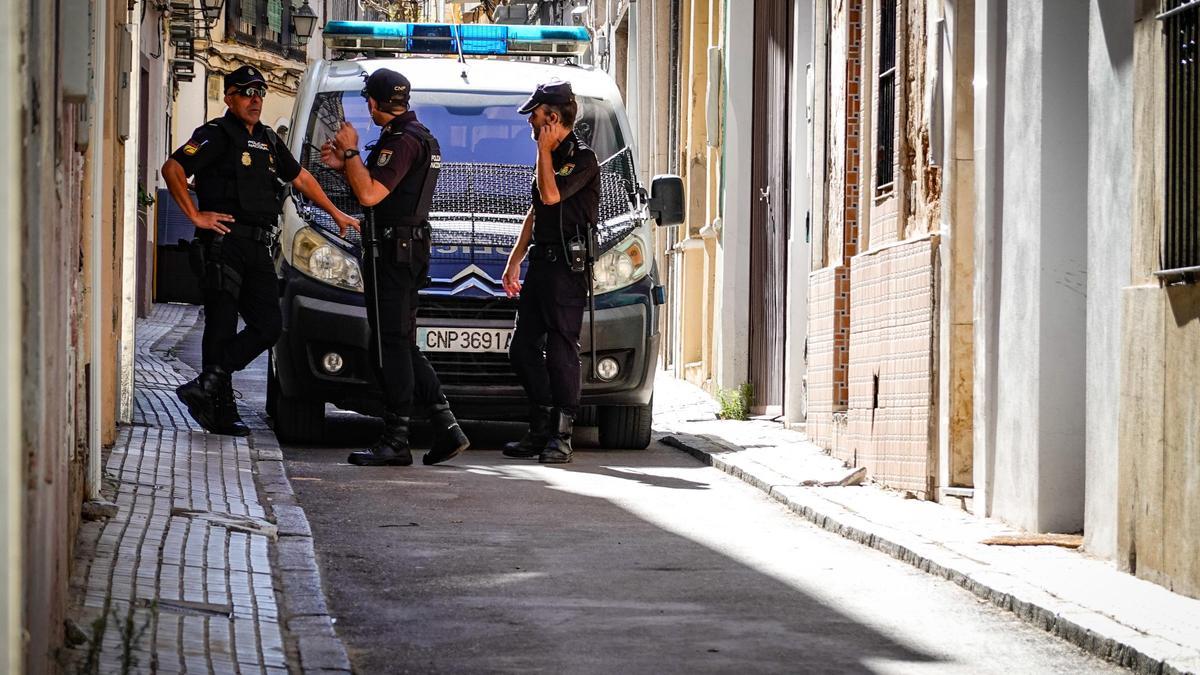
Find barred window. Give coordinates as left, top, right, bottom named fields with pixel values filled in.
left=1159, top=0, right=1199, bottom=275
left=876, top=0, right=897, bottom=190
left=229, top=0, right=305, bottom=60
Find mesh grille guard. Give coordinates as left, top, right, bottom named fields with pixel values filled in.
left=295, top=99, right=643, bottom=258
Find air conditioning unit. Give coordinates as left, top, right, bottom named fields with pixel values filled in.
left=495, top=5, right=530, bottom=24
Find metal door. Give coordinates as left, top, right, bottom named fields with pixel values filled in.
left=749, top=0, right=793, bottom=414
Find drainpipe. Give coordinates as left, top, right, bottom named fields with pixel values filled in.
left=89, top=0, right=110, bottom=501
left=972, top=0, right=1003, bottom=518
left=119, top=11, right=140, bottom=425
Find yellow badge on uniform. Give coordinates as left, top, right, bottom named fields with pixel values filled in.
left=241, top=152, right=252, bottom=166
left=183, top=140, right=201, bottom=155
left=377, top=150, right=393, bottom=167
left=557, top=163, right=575, bottom=177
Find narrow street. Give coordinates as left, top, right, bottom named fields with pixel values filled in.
left=178, top=324, right=1123, bottom=674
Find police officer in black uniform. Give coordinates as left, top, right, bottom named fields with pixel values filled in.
left=502, top=80, right=601, bottom=464
left=164, top=65, right=358, bottom=436
left=320, top=68, right=470, bottom=467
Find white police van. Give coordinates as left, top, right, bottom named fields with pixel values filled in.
left=267, top=22, right=684, bottom=448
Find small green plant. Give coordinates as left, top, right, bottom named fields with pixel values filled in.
left=72, top=601, right=156, bottom=675
left=716, top=382, right=753, bottom=420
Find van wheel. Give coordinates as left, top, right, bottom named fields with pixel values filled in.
left=274, top=394, right=325, bottom=444
left=597, top=398, right=653, bottom=449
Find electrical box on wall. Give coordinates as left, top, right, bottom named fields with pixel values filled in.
left=61, top=0, right=92, bottom=102
left=117, top=24, right=134, bottom=141
left=706, top=46, right=723, bottom=148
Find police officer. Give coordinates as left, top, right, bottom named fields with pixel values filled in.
left=164, top=65, right=358, bottom=436
left=502, top=80, right=601, bottom=464
left=320, top=68, right=470, bottom=467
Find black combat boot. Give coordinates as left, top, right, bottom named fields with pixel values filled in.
left=422, top=401, right=470, bottom=465
left=502, top=405, right=553, bottom=459
left=348, top=414, right=413, bottom=466
left=538, top=409, right=575, bottom=464
left=213, top=376, right=250, bottom=437
left=176, top=366, right=231, bottom=434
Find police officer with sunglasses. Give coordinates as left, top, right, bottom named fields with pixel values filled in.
left=164, top=65, right=359, bottom=436
left=319, top=68, right=471, bottom=467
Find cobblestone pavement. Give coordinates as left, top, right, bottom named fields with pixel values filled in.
left=66, top=304, right=348, bottom=674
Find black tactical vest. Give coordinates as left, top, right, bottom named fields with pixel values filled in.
left=194, top=115, right=285, bottom=224
left=368, top=118, right=442, bottom=229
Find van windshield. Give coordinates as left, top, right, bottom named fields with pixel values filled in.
left=298, top=87, right=640, bottom=257
left=309, top=90, right=626, bottom=166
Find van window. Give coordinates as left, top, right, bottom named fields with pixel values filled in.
left=306, top=90, right=626, bottom=165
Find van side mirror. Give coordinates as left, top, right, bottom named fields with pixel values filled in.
left=648, top=174, right=685, bottom=227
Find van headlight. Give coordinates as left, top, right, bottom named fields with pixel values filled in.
left=592, top=230, right=650, bottom=295
left=292, top=226, right=363, bottom=292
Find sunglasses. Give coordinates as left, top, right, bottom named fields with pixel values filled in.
left=232, top=85, right=267, bottom=99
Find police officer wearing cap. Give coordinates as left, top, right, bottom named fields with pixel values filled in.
left=502, top=80, right=601, bottom=464
left=320, top=68, right=470, bottom=467
left=164, top=65, right=358, bottom=436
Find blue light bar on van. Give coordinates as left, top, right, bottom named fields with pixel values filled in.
left=322, top=22, right=590, bottom=58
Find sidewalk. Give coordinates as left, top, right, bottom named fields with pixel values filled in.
left=652, top=373, right=1200, bottom=675
left=66, top=304, right=349, bottom=674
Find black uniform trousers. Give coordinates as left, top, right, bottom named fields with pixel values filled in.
left=363, top=254, right=446, bottom=416
left=509, top=252, right=587, bottom=416
left=201, top=231, right=283, bottom=374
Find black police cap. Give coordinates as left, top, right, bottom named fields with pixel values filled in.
left=363, top=68, right=412, bottom=107
left=224, top=65, right=267, bottom=91
left=518, top=80, right=574, bottom=115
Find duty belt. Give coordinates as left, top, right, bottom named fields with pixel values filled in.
left=528, top=244, right=562, bottom=262
left=380, top=223, right=430, bottom=242
left=226, top=221, right=278, bottom=244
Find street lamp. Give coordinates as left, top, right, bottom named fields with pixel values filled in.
left=200, top=0, right=224, bottom=23
left=291, top=1, right=318, bottom=42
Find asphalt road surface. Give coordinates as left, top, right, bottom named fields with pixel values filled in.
left=181, top=322, right=1124, bottom=674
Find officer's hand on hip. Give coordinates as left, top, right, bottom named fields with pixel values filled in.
left=320, top=141, right=345, bottom=171
left=192, top=211, right=235, bottom=235
left=502, top=260, right=522, bottom=298
left=334, top=122, right=359, bottom=155
left=333, top=210, right=361, bottom=238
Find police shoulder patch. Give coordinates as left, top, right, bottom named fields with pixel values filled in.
left=182, top=139, right=202, bottom=155
left=557, top=163, right=575, bottom=177
left=377, top=149, right=393, bottom=166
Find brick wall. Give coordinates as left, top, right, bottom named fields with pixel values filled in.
left=845, top=236, right=937, bottom=495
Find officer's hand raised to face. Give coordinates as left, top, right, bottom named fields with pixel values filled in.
left=535, top=121, right=568, bottom=154
left=192, top=211, right=235, bottom=235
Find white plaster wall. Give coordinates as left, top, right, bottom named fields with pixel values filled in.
left=0, top=2, right=21, bottom=670
left=1084, top=0, right=1133, bottom=559
left=714, top=0, right=754, bottom=391
left=784, top=1, right=814, bottom=426
left=991, top=0, right=1088, bottom=533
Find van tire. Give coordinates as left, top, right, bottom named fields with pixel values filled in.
left=274, top=394, right=325, bottom=444
left=597, top=399, right=653, bottom=449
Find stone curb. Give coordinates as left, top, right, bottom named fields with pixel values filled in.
left=247, top=417, right=354, bottom=674
left=660, top=433, right=1200, bottom=675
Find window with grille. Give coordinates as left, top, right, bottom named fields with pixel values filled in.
left=228, top=0, right=304, bottom=59
left=1160, top=0, right=1199, bottom=274
left=876, top=0, right=897, bottom=190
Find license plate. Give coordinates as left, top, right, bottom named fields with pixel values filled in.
left=417, top=327, right=514, bottom=353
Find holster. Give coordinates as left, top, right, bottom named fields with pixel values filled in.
left=194, top=236, right=243, bottom=297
